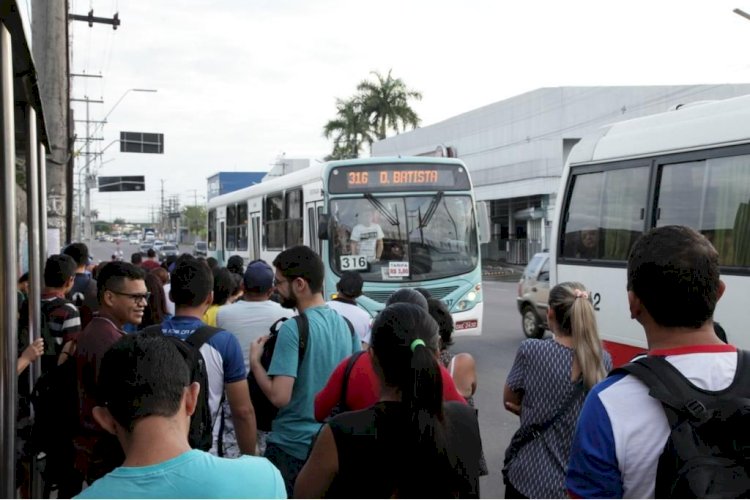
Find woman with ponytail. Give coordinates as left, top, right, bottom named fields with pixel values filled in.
left=296, top=303, right=483, bottom=498
left=502, top=282, right=611, bottom=499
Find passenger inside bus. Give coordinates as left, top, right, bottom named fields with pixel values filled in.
left=350, top=205, right=384, bottom=262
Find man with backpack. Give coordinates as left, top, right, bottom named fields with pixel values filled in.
left=75, top=332, right=285, bottom=499
left=566, top=225, right=748, bottom=498
left=157, top=256, right=257, bottom=457
left=19, top=255, right=82, bottom=374
left=217, top=260, right=288, bottom=455
left=250, top=245, right=360, bottom=495
left=63, top=242, right=98, bottom=329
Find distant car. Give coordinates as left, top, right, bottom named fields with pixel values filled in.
left=129, top=237, right=139, bottom=244
left=516, top=252, right=550, bottom=339
left=139, top=243, right=153, bottom=255
left=159, top=244, right=179, bottom=262
left=193, top=241, right=208, bottom=257
left=153, top=240, right=165, bottom=252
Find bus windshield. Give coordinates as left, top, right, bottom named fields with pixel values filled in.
left=329, top=195, right=479, bottom=282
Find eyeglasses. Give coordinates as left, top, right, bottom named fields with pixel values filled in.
left=273, top=277, right=288, bottom=287
left=109, top=290, right=151, bottom=303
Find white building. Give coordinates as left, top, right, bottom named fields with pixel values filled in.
left=372, top=85, right=750, bottom=263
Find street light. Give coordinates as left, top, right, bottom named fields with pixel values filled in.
left=82, top=88, right=158, bottom=242
left=734, top=8, right=750, bottom=21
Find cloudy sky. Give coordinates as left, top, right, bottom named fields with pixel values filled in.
left=58, top=0, right=750, bottom=222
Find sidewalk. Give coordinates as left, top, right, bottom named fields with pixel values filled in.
left=482, top=259, right=524, bottom=282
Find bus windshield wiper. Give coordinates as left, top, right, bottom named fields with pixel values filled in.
left=418, top=191, right=444, bottom=229
left=365, top=193, right=400, bottom=226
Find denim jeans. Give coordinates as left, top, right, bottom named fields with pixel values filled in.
left=264, top=442, right=307, bottom=497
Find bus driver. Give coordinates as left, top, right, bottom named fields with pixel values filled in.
left=350, top=205, right=384, bottom=263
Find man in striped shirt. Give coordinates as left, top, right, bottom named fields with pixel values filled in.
left=19, top=255, right=82, bottom=374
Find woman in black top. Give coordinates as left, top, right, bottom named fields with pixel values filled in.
left=295, top=303, right=483, bottom=498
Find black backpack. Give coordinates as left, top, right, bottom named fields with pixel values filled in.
left=248, top=314, right=355, bottom=432
left=141, top=324, right=222, bottom=451
left=30, top=350, right=79, bottom=486
left=248, top=316, right=308, bottom=432
left=614, top=351, right=750, bottom=498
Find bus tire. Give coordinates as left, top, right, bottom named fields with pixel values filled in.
left=522, top=306, right=545, bottom=339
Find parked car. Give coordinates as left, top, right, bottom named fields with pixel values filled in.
left=516, top=252, right=550, bottom=339
left=159, top=244, right=180, bottom=262
left=193, top=241, right=208, bottom=257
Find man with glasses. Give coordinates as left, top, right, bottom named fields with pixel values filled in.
left=72, top=261, right=147, bottom=494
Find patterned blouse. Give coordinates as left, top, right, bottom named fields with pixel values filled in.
left=505, top=338, right=612, bottom=498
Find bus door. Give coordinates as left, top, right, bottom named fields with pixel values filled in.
left=218, top=220, right=226, bottom=264
left=306, top=201, right=324, bottom=255
left=249, top=212, right=261, bottom=260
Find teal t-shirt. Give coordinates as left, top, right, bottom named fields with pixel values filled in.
left=267, top=305, right=361, bottom=460
left=75, top=449, right=286, bottom=499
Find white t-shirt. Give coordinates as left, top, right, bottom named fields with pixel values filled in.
left=350, top=223, right=384, bottom=261
left=326, top=299, right=372, bottom=344
left=567, top=346, right=739, bottom=498
left=216, top=299, right=289, bottom=370
left=163, top=283, right=175, bottom=316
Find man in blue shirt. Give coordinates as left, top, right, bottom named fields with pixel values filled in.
left=161, top=256, right=257, bottom=456
left=76, top=333, right=285, bottom=499
left=250, top=245, right=360, bottom=495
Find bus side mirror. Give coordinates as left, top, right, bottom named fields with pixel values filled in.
left=476, top=201, right=491, bottom=244
left=318, top=213, right=330, bottom=240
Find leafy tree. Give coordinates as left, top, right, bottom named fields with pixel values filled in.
left=113, top=217, right=126, bottom=225
left=356, top=69, right=422, bottom=140
left=323, top=98, right=374, bottom=160
left=183, top=205, right=207, bottom=240
left=94, top=221, right=112, bottom=234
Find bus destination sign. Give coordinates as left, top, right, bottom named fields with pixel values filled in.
left=329, top=163, right=470, bottom=193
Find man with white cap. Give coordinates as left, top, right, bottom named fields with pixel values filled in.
left=326, top=271, right=372, bottom=347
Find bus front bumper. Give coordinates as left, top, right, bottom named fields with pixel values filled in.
left=452, top=302, right=483, bottom=337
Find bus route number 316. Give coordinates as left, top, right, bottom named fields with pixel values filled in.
left=340, top=255, right=368, bottom=271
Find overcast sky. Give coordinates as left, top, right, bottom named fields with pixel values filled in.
left=59, top=0, right=750, bottom=222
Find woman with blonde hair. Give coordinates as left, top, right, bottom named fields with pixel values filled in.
left=502, top=282, right=611, bottom=498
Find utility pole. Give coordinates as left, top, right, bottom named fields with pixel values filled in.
left=160, top=179, right=165, bottom=237
left=71, top=96, right=103, bottom=241
left=67, top=7, right=121, bottom=242
left=32, top=0, right=70, bottom=245
left=70, top=72, right=101, bottom=241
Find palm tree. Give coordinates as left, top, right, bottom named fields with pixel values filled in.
left=323, top=98, right=374, bottom=160
left=356, top=69, right=422, bottom=140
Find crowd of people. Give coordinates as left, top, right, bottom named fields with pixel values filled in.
left=12, top=224, right=743, bottom=498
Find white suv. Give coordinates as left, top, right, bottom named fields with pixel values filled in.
left=516, top=252, right=550, bottom=338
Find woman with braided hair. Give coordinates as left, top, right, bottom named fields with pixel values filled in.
left=502, top=282, right=612, bottom=498
left=296, top=302, right=483, bottom=498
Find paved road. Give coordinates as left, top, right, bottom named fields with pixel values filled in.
left=79, top=243, right=533, bottom=498
left=456, top=280, right=547, bottom=498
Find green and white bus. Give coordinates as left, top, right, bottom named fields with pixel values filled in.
left=207, top=157, right=490, bottom=335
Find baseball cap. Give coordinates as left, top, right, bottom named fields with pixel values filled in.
left=337, top=271, right=364, bottom=297
left=243, top=260, right=274, bottom=292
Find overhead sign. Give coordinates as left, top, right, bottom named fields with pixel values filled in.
left=98, top=176, right=145, bottom=192
left=120, top=131, right=164, bottom=154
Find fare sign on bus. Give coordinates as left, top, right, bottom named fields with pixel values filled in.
left=328, top=163, right=470, bottom=193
